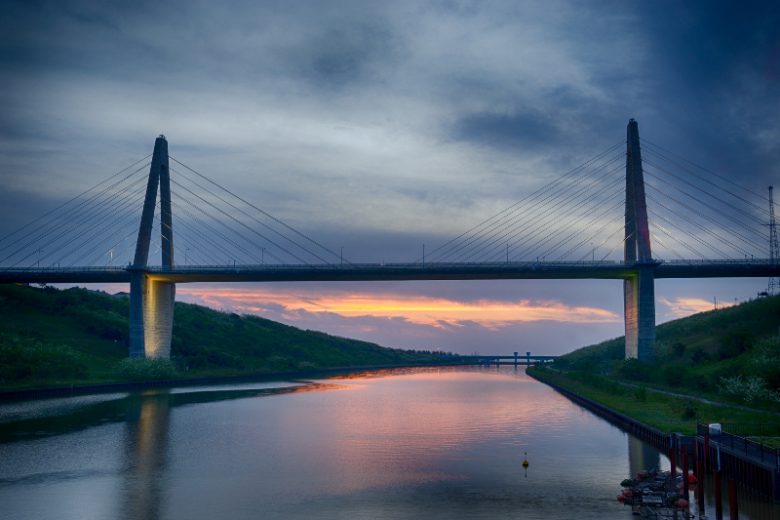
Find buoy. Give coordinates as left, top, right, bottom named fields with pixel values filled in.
left=675, top=498, right=689, bottom=509
left=687, top=473, right=697, bottom=485
left=617, top=495, right=625, bottom=502
left=522, top=451, right=529, bottom=468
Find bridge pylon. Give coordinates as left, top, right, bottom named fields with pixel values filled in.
left=623, top=119, right=655, bottom=360
left=129, top=135, right=175, bottom=359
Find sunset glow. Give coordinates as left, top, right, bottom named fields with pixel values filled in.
left=660, top=297, right=735, bottom=319
left=176, top=287, right=621, bottom=329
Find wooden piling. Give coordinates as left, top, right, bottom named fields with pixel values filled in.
left=715, top=470, right=723, bottom=520
left=728, top=478, right=738, bottom=520
left=696, top=459, right=705, bottom=516
left=682, top=445, right=689, bottom=498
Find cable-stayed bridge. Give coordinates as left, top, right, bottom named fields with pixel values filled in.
left=1, top=120, right=778, bottom=360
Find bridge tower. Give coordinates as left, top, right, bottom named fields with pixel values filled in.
left=624, top=119, right=656, bottom=360
left=129, top=135, right=176, bottom=358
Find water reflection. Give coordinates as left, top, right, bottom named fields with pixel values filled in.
left=627, top=434, right=660, bottom=477
left=121, top=391, right=171, bottom=520
left=0, top=382, right=324, bottom=444
left=1, top=368, right=778, bottom=520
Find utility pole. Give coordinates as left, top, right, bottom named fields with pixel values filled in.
left=768, top=186, right=779, bottom=295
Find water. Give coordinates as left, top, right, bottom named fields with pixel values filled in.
left=0, top=367, right=777, bottom=519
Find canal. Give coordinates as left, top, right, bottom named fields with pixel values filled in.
left=0, top=367, right=777, bottom=519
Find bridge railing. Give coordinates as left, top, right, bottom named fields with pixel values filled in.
left=697, top=423, right=780, bottom=470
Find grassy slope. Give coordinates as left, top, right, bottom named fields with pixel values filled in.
left=0, top=284, right=445, bottom=389
left=529, top=294, right=780, bottom=437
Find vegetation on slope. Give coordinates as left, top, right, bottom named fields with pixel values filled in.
left=529, top=367, right=780, bottom=437
left=529, top=294, right=780, bottom=442
left=548, top=294, right=780, bottom=409
left=0, top=284, right=447, bottom=389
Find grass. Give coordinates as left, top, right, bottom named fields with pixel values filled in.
left=528, top=366, right=780, bottom=436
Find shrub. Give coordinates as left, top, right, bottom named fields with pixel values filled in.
left=719, top=375, right=780, bottom=404
left=633, top=385, right=647, bottom=402
left=0, top=334, right=88, bottom=383
left=690, top=347, right=710, bottom=363
left=672, top=342, right=686, bottom=356
left=619, top=359, right=655, bottom=383
left=662, top=365, right=689, bottom=387
left=718, top=329, right=754, bottom=360
left=680, top=401, right=697, bottom=420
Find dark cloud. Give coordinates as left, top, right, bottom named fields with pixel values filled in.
left=452, top=110, right=561, bottom=151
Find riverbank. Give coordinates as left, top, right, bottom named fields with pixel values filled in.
left=527, top=366, right=780, bottom=437
left=0, top=361, right=473, bottom=401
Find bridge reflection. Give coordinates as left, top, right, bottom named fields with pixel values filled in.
left=122, top=391, right=171, bottom=520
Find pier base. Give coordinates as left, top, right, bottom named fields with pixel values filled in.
left=129, top=272, right=175, bottom=359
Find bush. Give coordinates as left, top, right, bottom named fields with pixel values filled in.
left=619, top=359, right=655, bottom=383
left=718, top=329, right=754, bottom=360
left=680, top=401, right=697, bottom=420
left=113, top=358, right=177, bottom=381
left=662, top=365, right=689, bottom=387
left=719, top=375, right=780, bottom=404
left=672, top=342, right=686, bottom=356
left=0, top=334, right=88, bottom=383
left=633, top=385, right=647, bottom=402
left=690, top=347, right=710, bottom=363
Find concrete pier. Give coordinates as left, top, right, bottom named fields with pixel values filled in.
left=623, top=120, right=656, bottom=360
left=129, top=136, right=175, bottom=359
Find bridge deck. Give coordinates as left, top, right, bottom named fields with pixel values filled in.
left=0, top=261, right=778, bottom=284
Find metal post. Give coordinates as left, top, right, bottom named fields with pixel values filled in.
left=514, top=351, right=518, bottom=367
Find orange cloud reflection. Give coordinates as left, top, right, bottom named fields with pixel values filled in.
left=177, top=287, right=620, bottom=329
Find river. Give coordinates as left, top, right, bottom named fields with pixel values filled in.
left=0, top=367, right=778, bottom=519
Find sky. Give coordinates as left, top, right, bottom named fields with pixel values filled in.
left=1, top=0, right=779, bottom=355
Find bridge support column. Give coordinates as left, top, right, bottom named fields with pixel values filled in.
left=129, top=274, right=175, bottom=359
left=128, top=135, right=175, bottom=359
left=624, top=265, right=655, bottom=360
left=624, top=119, right=656, bottom=360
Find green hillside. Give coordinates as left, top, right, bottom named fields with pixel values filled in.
left=551, top=294, right=780, bottom=408
left=0, top=284, right=446, bottom=389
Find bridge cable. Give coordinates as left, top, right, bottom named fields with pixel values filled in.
left=644, top=178, right=765, bottom=254
left=463, top=163, right=625, bottom=263
left=170, top=156, right=346, bottom=265
left=420, top=141, right=625, bottom=262
left=436, top=150, right=625, bottom=263
left=0, top=154, right=152, bottom=247
left=169, top=176, right=306, bottom=264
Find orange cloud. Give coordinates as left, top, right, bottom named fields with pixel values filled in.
left=176, top=287, right=620, bottom=329
left=660, top=297, right=734, bottom=319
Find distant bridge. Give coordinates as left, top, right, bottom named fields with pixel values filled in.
left=0, top=120, right=777, bottom=360
left=455, top=353, right=558, bottom=366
